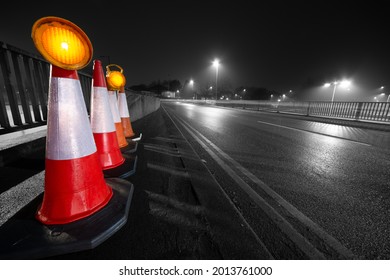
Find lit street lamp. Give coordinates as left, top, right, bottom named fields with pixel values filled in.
left=323, top=80, right=351, bottom=102
left=379, top=86, right=389, bottom=102
left=324, top=80, right=351, bottom=114
left=189, top=79, right=195, bottom=99
left=212, top=59, right=220, bottom=100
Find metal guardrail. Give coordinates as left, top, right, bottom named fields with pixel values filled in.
left=169, top=99, right=390, bottom=124
left=0, top=41, right=92, bottom=134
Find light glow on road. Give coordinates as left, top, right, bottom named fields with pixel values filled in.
left=256, top=120, right=370, bottom=146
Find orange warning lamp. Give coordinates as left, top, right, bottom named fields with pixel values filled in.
left=106, top=64, right=126, bottom=90
left=31, top=16, right=93, bottom=70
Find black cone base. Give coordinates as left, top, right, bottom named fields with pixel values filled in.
left=0, top=178, right=134, bottom=260
left=103, top=154, right=138, bottom=178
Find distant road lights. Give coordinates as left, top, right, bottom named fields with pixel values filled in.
left=212, top=59, right=220, bottom=100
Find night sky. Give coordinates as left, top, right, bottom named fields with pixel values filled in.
left=1, top=1, right=389, bottom=101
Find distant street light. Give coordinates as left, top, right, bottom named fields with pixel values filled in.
left=324, top=80, right=351, bottom=114
left=189, top=79, right=195, bottom=99
left=212, top=59, right=220, bottom=100
left=323, top=80, right=351, bottom=102
left=380, top=93, right=390, bottom=102
left=379, top=86, right=389, bottom=102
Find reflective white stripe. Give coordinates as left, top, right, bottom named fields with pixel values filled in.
left=46, top=77, right=96, bottom=160
left=90, top=87, right=116, bottom=133
left=108, top=90, right=121, bottom=123
left=117, top=93, right=130, bottom=118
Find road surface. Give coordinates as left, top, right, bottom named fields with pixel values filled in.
left=161, top=101, right=390, bottom=259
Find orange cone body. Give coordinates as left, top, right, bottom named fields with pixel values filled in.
left=36, top=66, right=113, bottom=225
left=118, top=86, right=135, bottom=138
left=107, top=89, right=128, bottom=148
left=91, top=60, right=125, bottom=169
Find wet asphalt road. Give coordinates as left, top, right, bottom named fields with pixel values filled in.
left=161, top=101, right=390, bottom=259
left=7, top=101, right=388, bottom=260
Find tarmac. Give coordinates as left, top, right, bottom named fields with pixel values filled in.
left=1, top=103, right=389, bottom=260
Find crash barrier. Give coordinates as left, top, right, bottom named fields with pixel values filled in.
left=168, top=99, right=390, bottom=124
left=0, top=41, right=160, bottom=135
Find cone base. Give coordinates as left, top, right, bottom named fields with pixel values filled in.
left=0, top=178, right=134, bottom=260
left=103, top=154, right=138, bottom=179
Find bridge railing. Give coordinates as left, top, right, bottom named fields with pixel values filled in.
left=0, top=41, right=92, bottom=134
left=171, top=99, right=390, bottom=124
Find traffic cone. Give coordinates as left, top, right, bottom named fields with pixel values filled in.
left=117, top=85, right=135, bottom=138
left=91, top=59, right=124, bottom=169
left=36, top=65, right=113, bottom=225
left=107, top=89, right=128, bottom=148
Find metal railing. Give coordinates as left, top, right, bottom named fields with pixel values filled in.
left=0, top=41, right=92, bottom=134
left=175, top=99, right=390, bottom=124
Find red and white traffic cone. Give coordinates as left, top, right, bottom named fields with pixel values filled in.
left=117, top=85, right=135, bottom=138
left=107, top=89, right=128, bottom=148
left=91, top=59, right=124, bottom=169
left=36, top=65, right=113, bottom=225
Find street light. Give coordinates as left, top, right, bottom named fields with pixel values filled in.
left=324, top=80, right=351, bottom=115
left=379, top=86, right=389, bottom=102
left=212, top=59, right=220, bottom=100
left=189, top=79, right=195, bottom=99
left=323, top=80, right=351, bottom=102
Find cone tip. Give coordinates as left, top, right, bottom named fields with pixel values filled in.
left=93, top=59, right=107, bottom=87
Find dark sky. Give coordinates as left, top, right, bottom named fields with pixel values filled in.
left=1, top=1, right=389, bottom=99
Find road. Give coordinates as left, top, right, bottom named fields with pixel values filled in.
left=6, top=100, right=388, bottom=260
left=161, top=101, right=390, bottom=259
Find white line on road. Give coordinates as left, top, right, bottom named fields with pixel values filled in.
left=163, top=104, right=356, bottom=259
left=257, top=120, right=371, bottom=146
left=165, top=108, right=331, bottom=259
left=162, top=105, right=274, bottom=259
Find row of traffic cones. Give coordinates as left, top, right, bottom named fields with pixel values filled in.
left=38, top=59, right=139, bottom=225
left=0, top=15, right=140, bottom=259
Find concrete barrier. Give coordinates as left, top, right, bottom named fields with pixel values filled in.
left=126, top=93, right=161, bottom=122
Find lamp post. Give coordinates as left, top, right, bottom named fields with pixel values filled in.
left=212, top=59, right=220, bottom=100
left=379, top=86, right=389, bottom=102
left=189, top=79, right=195, bottom=99
left=324, top=80, right=351, bottom=114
